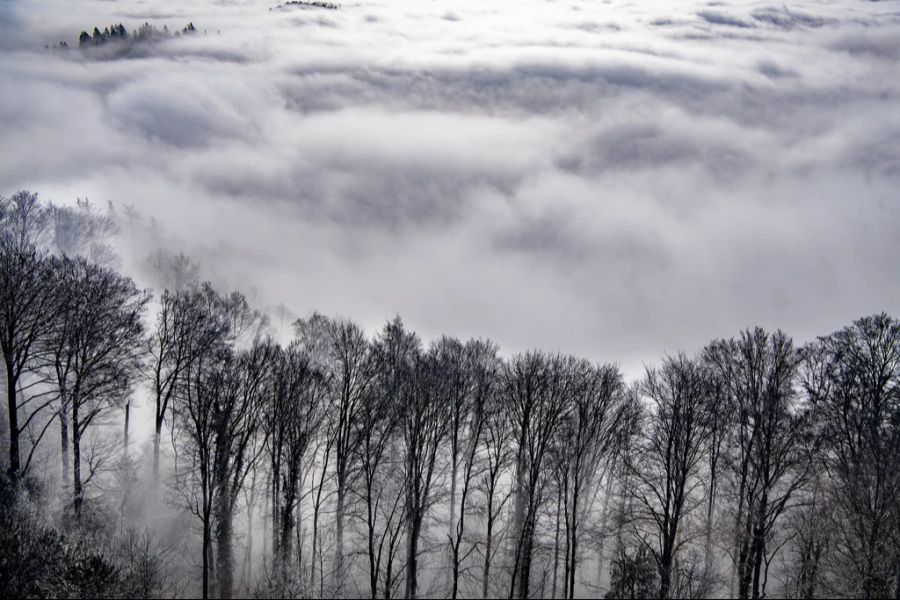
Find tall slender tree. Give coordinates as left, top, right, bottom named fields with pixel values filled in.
left=803, top=314, right=900, bottom=599
left=705, top=329, right=810, bottom=599
left=402, top=345, right=451, bottom=600
left=628, top=354, right=714, bottom=599
left=0, top=192, right=55, bottom=480
left=327, top=318, right=374, bottom=596
left=505, top=352, right=571, bottom=600
left=554, top=360, right=626, bottom=599
left=45, top=256, right=148, bottom=515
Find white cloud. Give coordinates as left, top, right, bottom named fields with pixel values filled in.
left=1, top=0, right=899, bottom=381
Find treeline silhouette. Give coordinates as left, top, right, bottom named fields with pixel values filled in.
left=77, top=22, right=199, bottom=49
left=0, top=190, right=898, bottom=599
left=46, top=22, right=204, bottom=53
left=272, top=1, right=340, bottom=10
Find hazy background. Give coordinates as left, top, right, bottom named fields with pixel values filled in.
left=1, top=0, right=898, bottom=385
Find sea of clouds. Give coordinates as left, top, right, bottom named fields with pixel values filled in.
left=1, top=0, right=899, bottom=376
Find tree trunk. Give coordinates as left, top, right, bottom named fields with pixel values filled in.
left=659, top=533, right=673, bottom=600
left=509, top=462, right=527, bottom=599
left=568, top=523, right=578, bottom=600
left=243, top=499, right=254, bottom=588
left=659, top=560, right=671, bottom=600
left=483, top=510, right=494, bottom=598
left=279, top=511, right=293, bottom=584
left=71, top=400, right=82, bottom=516
left=448, top=451, right=458, bottom=595
left=202, top=517, right=211, bottom=600
left=153, top=416, right=162, bottom=485
left=738, top=509, right=754, bottom=599
left=123, top=401, right=130, bottom=457
left=517, top=515, right=534, bottom=600
left=214, top=427, right=234, bottom=600
left=59, top=402, right=70, bottom=489
left=451, top=488, right=468, bottom=600
left=311, top=503, right=320, bottom=596
left=405, top=515, right=421, bottom=600
left=217, top=503, right=234, bottom=600
left=552, top=486, right=561, bottom=599
left=5, top=360, right=19, bottom=478
left=366, top=480, right=378, bottom=599
left=334, top=473, right=346, bottom=596
left=280, top=467, right=298, bottom=585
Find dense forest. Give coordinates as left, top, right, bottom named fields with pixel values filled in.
left=1, top=189, right=898, bottom=599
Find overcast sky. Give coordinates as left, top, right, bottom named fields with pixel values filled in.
left=1, top=0, right=899, bottom=379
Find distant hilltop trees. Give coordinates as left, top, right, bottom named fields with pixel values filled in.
left=45, top=21, right=208, bottom=53
left=271, top=1, right=340, bottom=10
left=77, top=22, right=199, bottom=49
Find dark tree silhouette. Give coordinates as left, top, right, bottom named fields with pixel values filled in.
left=627, top=354, right=714, bottom=599
left=705, top=329, right=811, bottom=600
left=552, top=360, right=626, bottom=599
left=0, top=192, right=55, bottom=479
left=803, top=314, right=900, bottom=599
left=505, top=352, right=571, bottom=600
left=401, top=344, right=451, bottom=600
left=44, top=256, right=147, bottom=515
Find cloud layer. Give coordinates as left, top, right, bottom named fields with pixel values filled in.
left=1, top=0, right=899, bottom=375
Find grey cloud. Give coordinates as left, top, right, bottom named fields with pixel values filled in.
left=1, top=0, right=899, bottom=381
left=697, top=10, right=754, bottom=29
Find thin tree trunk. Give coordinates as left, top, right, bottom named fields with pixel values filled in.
left=71, top=400, right=82, bottom=516
left=405, top=515, right=421, bottom=600
left=448, top=451, right=458, bottom=595
left=153, top=416, right=162, bottom=485
left=483, top=509, right=494, bottom=598
left=552, top=485, right=561, bottom=599
left=567, top=484, right=579, bottom=600
left=335, top=473, right=346, bottom=596
left=568, top=524, right=578, bottom=600
left=5, top=361, right=19, bottom=478
left=243, top=499, right=254, bottom=588
left=750, top=495, right=768, bottom=600
left=59, top=402, right=70, bottom=489
left=311, top=505, right=320, bottom=596
left=202, top=517, right=211, bottom=600
left=518, top=515, right=534, bottom=600
left=123, top=401, right=130, bottom=457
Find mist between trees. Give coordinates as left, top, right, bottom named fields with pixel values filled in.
left=1, top=189, right=898, bottom=600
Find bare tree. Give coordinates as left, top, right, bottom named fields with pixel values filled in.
left=359, top=317, right=417, bottom=599
left=479, top=371, right=513, bottom=599
left=211, top=338, right=273, bottom=600
left=505, top=352, right=571, bottom=600
left=327, top=318, right=374, bottom=596
left=44, top=256, right=148, bottom=515
left=553, top=360, right=626, bottom=599
left=295, top=312, right=336, bottom=596
left=705, top=329, right=810, bottom=599
left=173, top=285, right=238, bottom=600
left=448, top=339, right=499, bottom=600
left=436, top=335, right=472, bottom=598
left=627, top=354, right=713, bottom=599
left=147, top=250, right=201, bottom=292
left=401, top=344, right=451, bottom=600
left=147, top=289, right=209, bottom=484
left=265, top=341, right=326, bottom=585
left=802, top=314, right=900, bottom=599
left=48, top=198, right=118, bottom=267
left=0, top=192, right=56, bottom=479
